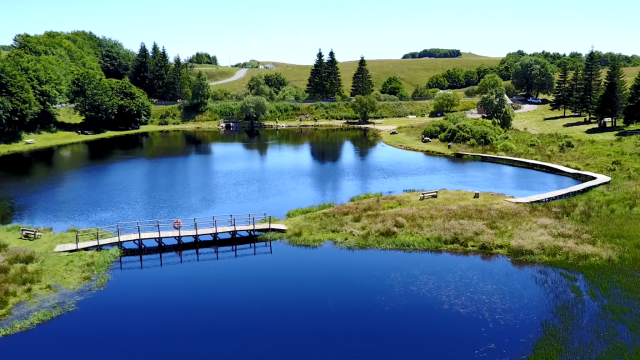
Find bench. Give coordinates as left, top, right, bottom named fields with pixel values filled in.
left=419, top=190, right=438, bottom=200
left=21, top=228, right=42, bottom=239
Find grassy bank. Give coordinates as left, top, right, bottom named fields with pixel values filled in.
left=0, top=225, right=119, bottom=337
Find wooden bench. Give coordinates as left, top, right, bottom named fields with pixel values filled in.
left=419, top=190, right=438, bottom=200
left=21, top=228, right=42, bottom=239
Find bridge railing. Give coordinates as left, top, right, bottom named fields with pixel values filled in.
left=75, top=213, right=271, bottom=245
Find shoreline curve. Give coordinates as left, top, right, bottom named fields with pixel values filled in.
left=456, top=152, right=611, bottom=203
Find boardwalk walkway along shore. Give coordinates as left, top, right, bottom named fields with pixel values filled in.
left=456, top=152, right=611, bottom=203
left=55, top=213, right=287, bottom=253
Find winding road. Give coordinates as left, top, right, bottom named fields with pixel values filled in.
left=210, top=68, right=250, bottom=86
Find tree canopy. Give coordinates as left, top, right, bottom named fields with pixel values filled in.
left=624, top=72, right=640, bottom=125
left=380, top=76, right=409, bottom=100
left=401, top=49, right=461, bottom=59
left=596, top=57, right=627, bottom=126
left=351, top=94, right=378, bottom=122
left=511, top=56, right=555, bottom=97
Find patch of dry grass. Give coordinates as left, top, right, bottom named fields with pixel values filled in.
left=283, top=191, right=614, bottom=263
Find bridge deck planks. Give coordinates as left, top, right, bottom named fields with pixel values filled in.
left=55, top=224, right=287, bottom=253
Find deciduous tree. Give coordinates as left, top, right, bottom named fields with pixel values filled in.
left=433, top=91, right=460, bottom=113
left=511, top=56, right=555, bottom=97
left=477, top=73, right=504, bottom=96
left=188, top=71, right=211, bottom=112
left=240, top=95, right=268, bottom=122
left=351, top=94, right=378, bottom=122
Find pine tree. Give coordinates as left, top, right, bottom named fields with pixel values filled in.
left=149, top=44, right=171, bottom=100
left=130, top=43, right=151, bottom=95
left=324, top=49, right=344, bottom=99
left=596, top=57, right=627, bottom=126
left=624, top=72, right=640, bottom=125
left=306, top=49, right=327, bottom=100
left=568, top=68, right=584, bottom=116
left=580, top=49, right=602, bottom=120
left=550, top=62, right=570, bottom=117
left=167, top=55, right=189, bottom=101
left=351, top=56, right=374, bottom=97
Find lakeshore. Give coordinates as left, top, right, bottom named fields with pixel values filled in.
left=0, top=106, right=639, bottom=357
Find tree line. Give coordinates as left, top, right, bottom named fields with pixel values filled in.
left=402, top=49, right=462, bottom=59
left=551, top=49, right=640, bottom=126
left=187, top=52, right=218, bottom=65
left=501, top=50, right=640, bottom=72
left=0, top=31, right=212, bottom=136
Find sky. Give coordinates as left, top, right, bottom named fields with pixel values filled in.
left=2, top=0, right=639, bottom=65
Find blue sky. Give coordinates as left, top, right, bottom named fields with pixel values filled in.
left=2, top=0, right=638, bottom=65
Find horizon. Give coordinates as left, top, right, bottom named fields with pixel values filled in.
left=2, top=0, right=639, bottom=65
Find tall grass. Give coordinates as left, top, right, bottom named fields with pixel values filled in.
left=286, top=202, right=335, bottom=219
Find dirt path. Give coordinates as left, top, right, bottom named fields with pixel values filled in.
left=467, top=104, right=538, bottom=118
left=209, top=68, right=250, bottom=86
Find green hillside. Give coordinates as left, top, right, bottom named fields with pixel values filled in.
left=190, top=65, right=240, bottom=83
left=215, top=53, right=503, bottom=93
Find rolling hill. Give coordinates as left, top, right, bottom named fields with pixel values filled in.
left=214, top=53, right=503, bottom=93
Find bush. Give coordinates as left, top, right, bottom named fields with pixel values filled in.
left=423, top=114, right=503, bottom=145
left=498, top=141, right=517, bottom=152
left=210, top=88, right=232, bottom=101
left=433, top=91, right=461, bottom=113
left=529, top=137, right=541, bottom=146
left=464, top=87, right=479, bottom=98
left=373, top=91, right=399, bottom=102
left=504, top=83, right=517, bottom=98
left=559, top=139, right=575, bottom=151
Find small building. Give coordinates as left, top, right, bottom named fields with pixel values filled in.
left=265, top=64, right=275, bottom=69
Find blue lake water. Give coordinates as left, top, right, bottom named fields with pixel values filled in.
left=0, top=129, right=583, bottom=358
left=0, top=129, right=579, bottom=229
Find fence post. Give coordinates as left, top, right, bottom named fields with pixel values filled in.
left=253, top=217, right=255, bottom=233
left=194, top=218, right=198, bottom=237
left=96, top=229, right=100, bottom=247
left=157, top=220, right=161, bottom=238
left=214, top=219, right=217, bottom=235
left=117, top=225, right=121, bottom=248
left=234, top=218, right=237, bottom=233
left=76, top=232, right=79, bottom=250
left=137, top=222, right=141, bottom=241
left=269, top=216, right=271, bottom=231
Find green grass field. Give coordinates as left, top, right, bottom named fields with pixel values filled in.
left=190, top=65, right=239, bottom=83
left=215, top=53, right=503, bottom=93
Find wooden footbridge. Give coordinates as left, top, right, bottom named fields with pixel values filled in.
left=54, top=213, right=287, bottom=253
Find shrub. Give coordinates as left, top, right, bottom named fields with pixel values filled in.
left=433, top=91, right=461, bottom=113
left=504, top=83, right=518, bottom=98
left=498, top=141, right=517, bottom=152
left=286, top=202, right=334, bottom=218
left=210, top=88, right=232, bottom=101
left=464, top=87, right=479, bottom=98
left=559, top=139, right=575, bottom=151
left=529, top=137, right=541, bottom=146
left=424, top=115, right=503, bottom=145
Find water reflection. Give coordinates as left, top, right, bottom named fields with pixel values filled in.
left=0, top=128, right=580, bottom=230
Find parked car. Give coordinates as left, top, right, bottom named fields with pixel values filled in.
left=513, top=95, right=526, bottom=101
left=528, top=97, right=542, bottom=104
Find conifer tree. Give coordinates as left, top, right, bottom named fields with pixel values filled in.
left=325, top=50, right=344, bottom=98
left=568, top=68, right=584, bottom=115
left=351, top=56, right=374, bottom=97
left=624, top=72, right=640, bottom=125
left=130, top=43, right=151, bottom=95
left=306, top=49, right=327, bottom=100
left=167, top=55, right=189, bottom=101
left=596, top=58, right=627, bottom=126
left=550, top=61, right=571, bottom=117
left=149, top=44, right=171, bottom=100
left=580, top=49, right=602, bottom=120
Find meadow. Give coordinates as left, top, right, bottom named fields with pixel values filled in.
left=215, top=53, right=503, bottom=93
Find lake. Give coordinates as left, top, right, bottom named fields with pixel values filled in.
left=0, top=129, right=584, bottom=358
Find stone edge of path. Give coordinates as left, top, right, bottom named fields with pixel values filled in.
left=456, top=152, right=611, bottom=203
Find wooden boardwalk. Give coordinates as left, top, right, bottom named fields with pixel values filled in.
left=55, top=213, right=287, bottom=253
left=456, top=152, right=611, bottom=204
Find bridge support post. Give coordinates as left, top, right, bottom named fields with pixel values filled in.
left=117, top=225, right=121, bottom=249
